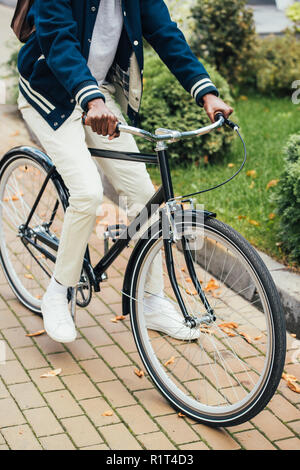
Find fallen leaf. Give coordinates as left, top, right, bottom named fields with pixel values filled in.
left=3, top=197, right=10, bottom=202
left=228, top=163, right=235, bottom=168
left=101, top=410, right=114, bottom=417
left=181, top=267, right=186, bottom=272
left=248, top=219, right=260, bottom=227
left=238, top=215, right=246, bottom=220
left=268, top=213, right=276, bottom=220
left=185, top=278, right=192, bottom=283
left=287, top=380, right=300, bottom=394
left=115, top=315, right=126, bottom=321
left=164, top=356, right=175, bottom=367
left=24, top=274, right=34, bottom=280
left=218, top=322, right=238, bottom=329
left=240, top=332, right=252, bottom=344
left=291, top=333, right=296, bottom=338
left=249, top=180, right=255, bottom=189
left=282, top=373, right=298, bottom=382
left=219, top=326, right=236, bottom=337
left=185, top=288, right=197, bottom=296
left=240, top=95, right=248, bottom=101
left=203, top=278, right=219, bottom=292
left=40, top=368, right=62, bottom=378
left=178, top=412, right=185, bottom=417
left=254, top=335, right=263, bottom=341
left=266, top=179, right=279, bottom=190
left=134, top=368, right=144, bottom=378
left=10, top=130, right=20, bottom=137
left=246, top=170, right=257, bottom=178
left=199, top=327, right=212, bottom=335
left=110, top=318, right=118, bottom=323
left=26, top=329, right=45, bottom=337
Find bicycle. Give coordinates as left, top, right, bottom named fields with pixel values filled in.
left=0, top=113, right=286, bottom=427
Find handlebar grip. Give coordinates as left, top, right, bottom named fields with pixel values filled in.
left=214, top=112, right=225, bottom=123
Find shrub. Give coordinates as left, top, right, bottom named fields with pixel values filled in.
left=274, top=133, right=300, bottom=265
left=286, top=2, right=300, bottom=32
left=137, top=51, right=235, bottom=166
left=190, top=0, right=257, bottom=87
left=253, top=31, right=300, bottom=96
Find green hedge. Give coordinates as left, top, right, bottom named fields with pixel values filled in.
left=274, top=133, right=300, bottom=265
left=137, top=52, right=235, bottom=166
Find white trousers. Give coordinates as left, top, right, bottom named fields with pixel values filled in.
left=18, top=84, right=163, bottom=291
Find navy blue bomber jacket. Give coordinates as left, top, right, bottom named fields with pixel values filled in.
left=17, top=0, right=219, bottom=130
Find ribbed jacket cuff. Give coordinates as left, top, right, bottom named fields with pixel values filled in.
left=189, top=75, right=219, bottom=107
left=73, top=80, right=105, bottom=111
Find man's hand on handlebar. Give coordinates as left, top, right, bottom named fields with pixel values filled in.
left=202, top=93, right=233, bottom=123
left=84, top=98, right=120, bottom=140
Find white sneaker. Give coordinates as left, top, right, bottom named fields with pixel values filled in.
left=41, top=291, right=77, bottom=343
left=143, top=293, right=200, bottom=341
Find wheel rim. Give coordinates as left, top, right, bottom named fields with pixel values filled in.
left=131, top=220, right=275, bottom=421
left=0, top=157, right=64, bottom=309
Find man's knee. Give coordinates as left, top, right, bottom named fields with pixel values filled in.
left=69, top=182, right=103, bottom=216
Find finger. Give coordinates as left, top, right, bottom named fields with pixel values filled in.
left=101, top=115, right=109, bottom=136
left=108, top=131, right=120, bottom=141
left=108, top=116, right=118, bottom=137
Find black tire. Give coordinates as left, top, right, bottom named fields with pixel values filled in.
left=0, top=147, right=68, bottom=315
left=126, top=212, right=286, bottom=427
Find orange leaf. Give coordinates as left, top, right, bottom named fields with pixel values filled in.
left=164, top=356, right=175, bottom=367
left=240, top=332, right=252, bottom=344
left=287, top=381, right=300, bottom=394
left=254, top=335, right=263, bottom=341
left=268, top=213, right=276, bottom=220
left=185, top=278, right=192, bottom=283
left=110, top=318, right=118, bottom=323
left=228, top=163, right=235, bottom=168
left=178, top=412, right=185, bottom=417
left=218, top=322, right=238, bottom=329
left=26, top=329, right=45, bottom=337
left=134, top=368, right=144, bottom=378
left=282, top=373, right=298, bottom=383
left=248, top=219, right=260, bottom=226
left=238, top=215, right=246, bottom=220
left=246, top=170, right=257, bottom=178
left=40, top=368, right=62, bottom=378
left=266, top=179, right=279, bottom=190
left=101, top=410, right=114, bottom=417
left=24, top=274, right=34, bottom=280
left=115, top=315, right=126, bottom=321
left=185, top=288, right=197, bottom=296
left=203, top=278, right=219, bottom=292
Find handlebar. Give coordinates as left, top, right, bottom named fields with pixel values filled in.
left=82, top=112, right=238, bottom=143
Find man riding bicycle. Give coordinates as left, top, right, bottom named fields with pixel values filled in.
left=17, top=0, right=233, bottom=343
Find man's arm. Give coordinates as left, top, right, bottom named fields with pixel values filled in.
left=35, top=0, right=105, bottom=112
left=140, top=0, right=233, bottom=120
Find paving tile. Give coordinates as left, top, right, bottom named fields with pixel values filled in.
left=65, top=338, right=98, bottom=361
left=179, top=441, right=210, bottom=450
left=117, top=405, right=158, bottom=435
left=235, top=429, right=275, bottom=450
left=33, top=334, right=66, bottom=355
left=99, top=423, right=142, bottom=450
left=47, top=351, right=81, bottom=376
left=44, top=390, right=82, bottom=419
left=80, top=358, right=115, bottom=382
left=251, top=410, right=294, bottom=441
left=62, top=415, right=103, bottom=448
left=0, top=444, right=9, bottom=450
left=2, top=424, right=42, bottom=450
left=24, top=407, right=63, bottom=437
left=268, top=394, right=300, bottom=422
left=98, top=380, right=136, bottom=408
left=80, top=443, right=110, bottom=450
left=139, top=431, right=176, bottom=450
left=193, top=424, right=241, bottom=450
left=97, top=313, right=128, bottom=334
left=2, top=326, right=33, bottom=348
left=97, top=344, right=132, bottom=368
left=40, top=433, right=76, bottom=450
left=0, top=397, right=26, bottom=427
left=115, top=365, right=153, bottom=391
left=9, top=382, right=46, bottom=410
left=0, top=360, right=29, bottom=385
left=134, top=388, right=173, bottom=416
left=75, top=309, right=97, bottom=328
left=15, top=346, right=48, bottom=370
left=80, top=326, right=113, bottom=348
left=156, top=415, right=199, bottom=445
left=80, top=397, right=120, bottom=426
left=0, top=377, right=9, bottom=399
left=62, top=373, right=99, bottom=401
left=0, top=309, right=20, bottom=329
left=7, top=299, right=33, bottom=317
left=29, top=368, right=65, bottom=393
left=276, top=437, right=300, bottom=450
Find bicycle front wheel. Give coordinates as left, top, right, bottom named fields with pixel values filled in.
left=128, top=212, right=286, bottom=427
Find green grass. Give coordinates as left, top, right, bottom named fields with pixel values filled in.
left=148, top=93, right=300, bottom=265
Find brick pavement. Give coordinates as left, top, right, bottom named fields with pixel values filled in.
left=0, top=230, right=299, bottom=450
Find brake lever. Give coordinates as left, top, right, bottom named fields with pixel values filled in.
left=214, top=113, right=239, bottom=131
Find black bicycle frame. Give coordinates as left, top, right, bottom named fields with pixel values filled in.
left=21, top=145, right=215, bottom=322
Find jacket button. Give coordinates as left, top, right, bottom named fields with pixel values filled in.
left=54, top=122, right=58, bottom=127
left=61, top=114, right=65, bottom=119
left=91, top=6, right=96, bottom=12
left=133, top=40, right=139, bottom=46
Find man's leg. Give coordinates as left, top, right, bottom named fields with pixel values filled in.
left=18, top=92, right=103, bottom=341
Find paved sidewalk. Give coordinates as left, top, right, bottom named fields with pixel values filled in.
left=0, top=110, right=299, bottom=450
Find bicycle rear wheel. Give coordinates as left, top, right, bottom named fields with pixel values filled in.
left=127, top=211, right=286, bottom=427
left=0, top=148, right=67, bottom=314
